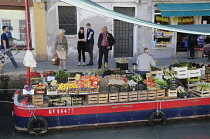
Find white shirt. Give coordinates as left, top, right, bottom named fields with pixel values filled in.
left=136, top=53, right=156, bottom=71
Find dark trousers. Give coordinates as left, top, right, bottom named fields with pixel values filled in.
left=77, top=45, right=85, bottom=62
left=189, top=49, right=194, bottom=58
left=137, top=71, right=150, bottom=79
left=98, top=46, right=109, bottom=68
left=88, top=43, right=94, bottom=64
left=208, top=54, right=210, bottom=60
left=1, top=49, right=18, bottom=68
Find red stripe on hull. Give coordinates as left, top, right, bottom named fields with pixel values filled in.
left=14, top=97, right=210, bottom=117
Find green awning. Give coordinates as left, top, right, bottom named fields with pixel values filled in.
left=157, top=3, right=210, bottom=17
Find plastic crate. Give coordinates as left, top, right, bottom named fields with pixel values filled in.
left=119, top=84, right=130, bottom=92
left=99, top=85, right=109, bottom=94
left=30, top=77, right=43, bottom=85
left=136, top=84, right=147, bottom=90
left=68, top=88, right=79, bottom=94
left=116, top=63, right=128, bottom=70
left=109, top=85, right=120, bottom=93
left=55, top=77, right=67, bottom=84
left=79, top=88, right=90, bottom=94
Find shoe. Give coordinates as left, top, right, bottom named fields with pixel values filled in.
left=192, top=57, right=194, bottom=59
left=86, top=64, right=93, bottom=66
left=188, top=57, right=192, bottom=59
left=78, top=65, right=81, bottom=66
left=98, top=67, right=101, bottom=69
left=64, top=69, right=67, bottom=71
left=206, top=59, right=210, bottom=61
left=15, top=64, right=21, bottom=68
left=83, top=65, right=85, bottom=66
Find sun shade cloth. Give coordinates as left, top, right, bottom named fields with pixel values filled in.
left=157, top=3, right=210, bottom=17
left=61, top=0, right=210, bottom=35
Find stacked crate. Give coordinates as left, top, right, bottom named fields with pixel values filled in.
left=147, top=91, right=157, bottom=100
left=128, top=91, right=138, bottom=102
left=138, top=90, right=147, bottom=101
left=156, top=89, right=165, bottom=100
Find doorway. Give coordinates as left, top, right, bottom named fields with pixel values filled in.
left=114, top=7, right=135, bottom=57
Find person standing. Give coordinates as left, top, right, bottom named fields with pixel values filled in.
left=136, top=48, right=156, bottom=79
left=77, top=27, right=86, bottom=66
left=54, top=29, right=68, bottom=71
left=188, top=34, right=197, bottom=59
left=86, top=23, right=94, bottom=66
left=1, top=26, right=18, bottom=68
left=98, top=26, right=115, bottom=69
left=205, top=36, right=210, bottom=61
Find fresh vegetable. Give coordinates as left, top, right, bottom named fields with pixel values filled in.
left=131, top=74, right=143, bottom=83
left=151, top=66, right=161, bottom=71
left=55, top=70, right=68, bottom=78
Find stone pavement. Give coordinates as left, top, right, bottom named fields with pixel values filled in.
left=1, top=56, right=210, bottom=75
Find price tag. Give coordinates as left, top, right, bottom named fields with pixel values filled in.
left=146, top=73, right=151, bottom=78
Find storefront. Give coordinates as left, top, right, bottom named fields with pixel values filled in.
left=153, top=2, right=210, bottom=55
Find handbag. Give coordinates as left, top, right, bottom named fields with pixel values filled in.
left=85, top=43, right=89, bottom=52
left=51, top=54, right=60, bottom=66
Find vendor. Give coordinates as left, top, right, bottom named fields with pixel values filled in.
left=136, top=48, right=156, bottom=79
left=205, top=36, right=210, bottom=61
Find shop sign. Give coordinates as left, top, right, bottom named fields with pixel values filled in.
left=156, top=16, right=169, bottom=22
left=172, top=17, right=194, bottom=23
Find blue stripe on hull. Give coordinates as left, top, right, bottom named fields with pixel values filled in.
left=14, top=105, right=210, bottom=129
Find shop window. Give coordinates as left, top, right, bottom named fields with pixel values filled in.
left=58, top=6, right=77, bottom=35
left=202, top=16, right=210, bottom=24
left=153, top=10, right=172, bottom=48
left=0, top=9, right=29, bottom=49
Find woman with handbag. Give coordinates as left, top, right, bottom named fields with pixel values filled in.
left=77, top=27, right=86, bottom=66
left=54, top=29, right=68, bottom=71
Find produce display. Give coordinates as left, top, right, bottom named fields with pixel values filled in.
left=28, top=71, right=41, bottom=77
left=22, top=64, right=209, bottom=107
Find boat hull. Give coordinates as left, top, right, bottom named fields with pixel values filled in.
left=14, top=96, right=210, bottom=131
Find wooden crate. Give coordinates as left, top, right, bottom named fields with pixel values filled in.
left=32, top=95, right=43, bottom=106
left=156, top=89, right=165, bottom=100
left=187, top=82, right=196, bottom=91
left=71, top=97, right=83, bottom=106
left=119, top=92, right=128, bottom=102
left=192, top=90, right=210, bottom=97
left=138, top=90, right=147, bottom=101
left=172, top=67, right=188, bottom=79
left=207, top=74, right=210, bottom=82
left=128, top=91, right=138, bottom=102
left=98, top=94, right=108, bottom=104
left=87, top=94, right=98, bottom=105
left=166, top=89, right=177, bottom=99
left=147, top=91, right=157, bottom=100
left=109, top=93, right=119, bottom=103
left=187, top=69, right=201, bottom=78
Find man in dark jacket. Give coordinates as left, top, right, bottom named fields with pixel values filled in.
left=188, top=34, right=197, bottom=59
left=98, top=26, right=115, bottom=69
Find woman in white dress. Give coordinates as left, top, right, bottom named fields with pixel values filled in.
left=54, top=29, right=68, bottom=71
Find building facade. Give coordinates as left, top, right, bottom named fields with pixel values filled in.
left=46, top=0, right=210, bottom=62
left=1, top=0, right=210, bottom=62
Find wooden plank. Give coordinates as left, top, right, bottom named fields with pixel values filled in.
left=87, top=94, right=98, bottom=104
left=98, top=94, right=108, bottom=104
left=128, top=91, right=138, bottom=102
left=156, top=89, right=165, bottom=99
left=109, top=93, right=118, bottom=103
left=119, top=92, right=128, bottom=102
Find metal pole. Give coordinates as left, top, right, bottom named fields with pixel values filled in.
left=25, top=0, right=31, bottom=86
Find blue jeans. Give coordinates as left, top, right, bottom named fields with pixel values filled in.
left=137, top=71, right=150, bottom=79
left=1, top=49, right=18, bottom=68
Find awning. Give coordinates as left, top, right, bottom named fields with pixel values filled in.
left=157, top=3, right=210, bottom=17
left=61, top=0, right=210, bottom=35
left=166, top=24, right=210, bottom=34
